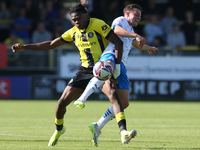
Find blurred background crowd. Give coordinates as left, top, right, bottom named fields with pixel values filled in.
left=1, top=0, right=200, bottom=69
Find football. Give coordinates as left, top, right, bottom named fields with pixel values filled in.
left=93, top=61, right=113, bottom=80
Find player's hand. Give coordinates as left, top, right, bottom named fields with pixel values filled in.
left=135, top=34, right=146, bottom=48
left=113, top=64, right=120, bottom=79
left=148, top=47, right=159, bottom=55
left=11, top=43, right=26, bottom=53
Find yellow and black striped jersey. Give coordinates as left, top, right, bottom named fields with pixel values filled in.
left=61, top=18, right=112, bottom=68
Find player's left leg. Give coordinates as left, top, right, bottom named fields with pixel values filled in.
left=100, top=86, right=137, bottom=144
left=102, top=78, right=137, bottom=144
left=73, top=76, right=105, bottom=109
left=95, top=89, right=129, bottom=131
left=74, top=53, right=115, bottom=109
left=94, top=62, right=130, bottom=129
left=89, top=88, right=133, bottom=146
left=89, top=62, right=137, bottom=145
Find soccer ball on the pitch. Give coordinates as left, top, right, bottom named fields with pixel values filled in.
left=93, top=61, right=113, bottom=80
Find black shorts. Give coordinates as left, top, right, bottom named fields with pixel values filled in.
left=67, top=66, right=94, bottom=89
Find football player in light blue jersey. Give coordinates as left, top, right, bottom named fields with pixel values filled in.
left=74, top=4, right=159, bottom=146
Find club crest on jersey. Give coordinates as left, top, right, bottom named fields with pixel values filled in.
left=88, top=32, right=94, bottom=38
left=102, top=25, right=108, bottom=31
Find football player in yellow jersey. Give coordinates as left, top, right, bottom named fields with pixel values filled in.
left=11, top=2, right=134, bottom=147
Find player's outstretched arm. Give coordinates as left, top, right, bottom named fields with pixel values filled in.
left=114, top=25, right=146, bottom=48
left=132, top=40, right=159, bottom=55
left=12, top=37, right=66, bottom=53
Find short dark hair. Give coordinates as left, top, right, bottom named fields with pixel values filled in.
left=69, top=2, right=88, bottom=14
left=123, top=4, right=142, bottom=15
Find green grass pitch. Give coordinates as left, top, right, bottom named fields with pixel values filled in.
left=0, top=100, right=200, bottom=150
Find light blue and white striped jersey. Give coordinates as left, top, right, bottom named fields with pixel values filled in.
left=102, top=16, right=136, bottom=68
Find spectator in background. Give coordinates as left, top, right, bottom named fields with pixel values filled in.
left=13, top=7, right=31, bottom=43
left=4, top=31, right=24, bottom=66
left=44, top=0, right=59, bottom=32
left=160, top=6, right=178, bottom=43
left=31, top=22, right=51, bottom=68
left=54, top=8, right=73, bottom=33
left=24, top=0, right=39, bottom=33
left=32, top=22, right=51, bottom=43
left=0, top=1, right=11, bottom=42
left=36, top=7, right=51, bottom=33
left=45, top=0, right=59, bottom=20
left=4, top=30, right=24, bottom=47
left=182, top=11, right=198, bottom=45
left=143, top=14, right=163, bottom=45
left=166, top=23, right=186, bottom=48
left=13, top=7, right=31, bottom=66
left=52, top=24, right=63, bottom=39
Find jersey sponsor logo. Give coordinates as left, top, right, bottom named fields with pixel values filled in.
left=88, top=32, right=94, bottom=38
left=101, top=25, right=108, bottom=31
left=76, top=42, right=96, bottom=47
left=0, top=79, right=11, bottom=98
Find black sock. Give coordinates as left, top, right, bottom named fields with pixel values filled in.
left=56, top=124, right=63, bottom=131
left=118, top=119, right=127, bottom=132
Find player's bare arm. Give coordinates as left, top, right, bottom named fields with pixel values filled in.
left=12, top=37, right=66, bottom=53
left=132, top=40, right=159, bottom=55
left=114, top=25, right=146, bottom=48
left=107, top=31, right=123, bottom=64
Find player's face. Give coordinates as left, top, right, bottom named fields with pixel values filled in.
left=127, top=8, right=141, bottom=27
left=71, top=12, right=89, bottom=29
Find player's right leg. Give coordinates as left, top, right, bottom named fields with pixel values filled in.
left=48, top=67, right=94, bottom=146
left=102, top=78, right=133, bottom=143
left=74, top=53, right=115, bottom=109
left=91, top=62, right=130, bottom=130
left=74, top=77, right=105, bottom=108
left=48, top=86, right=84, bottom=146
